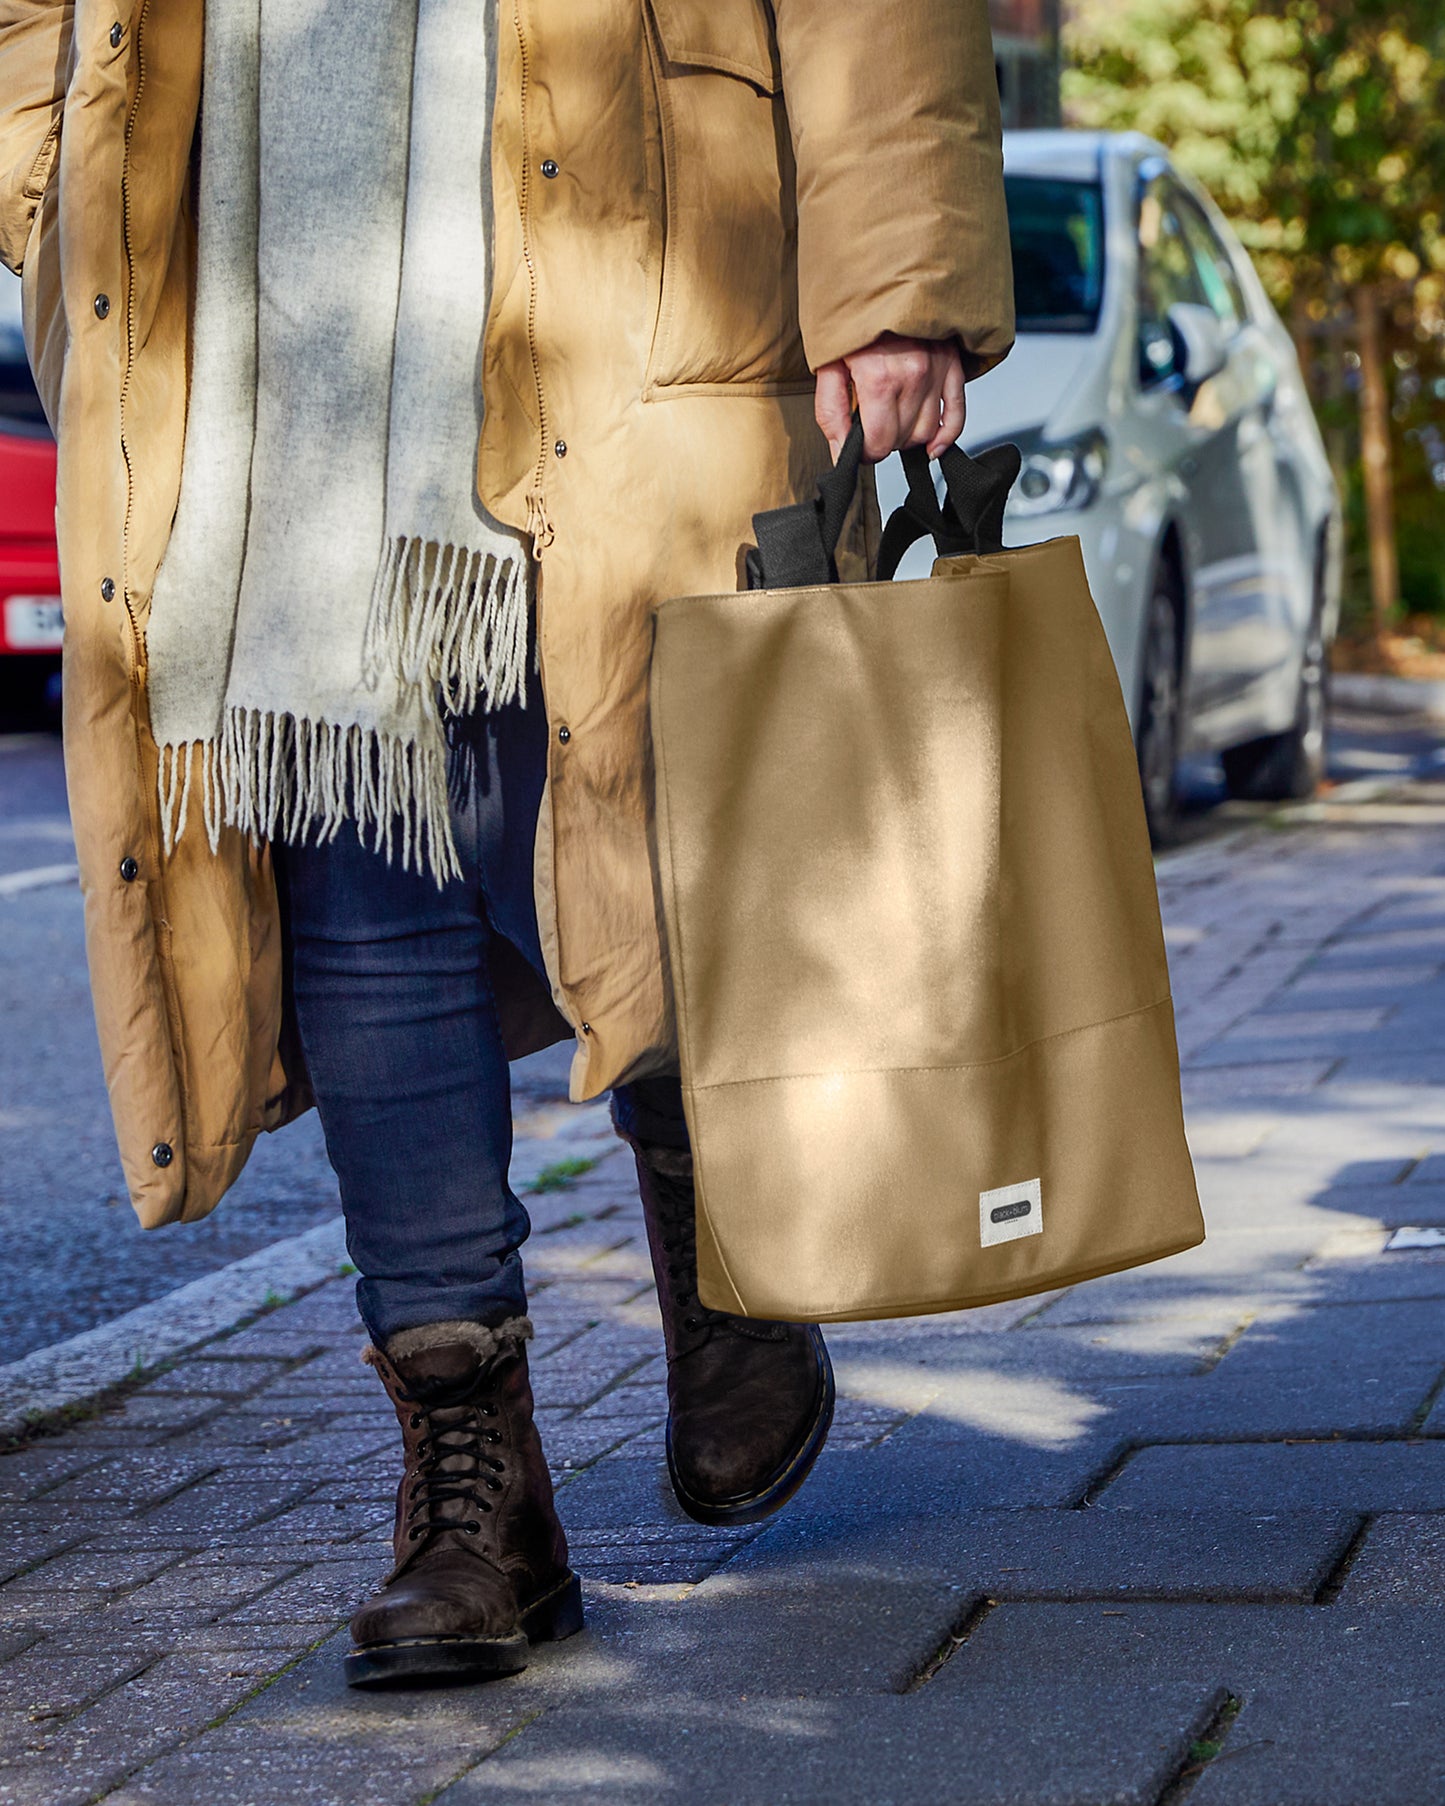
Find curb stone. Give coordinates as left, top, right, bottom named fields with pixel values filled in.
left=1331, top=672, right=1445, bottom=721
left=0, top=1102, right=618, bottom=1438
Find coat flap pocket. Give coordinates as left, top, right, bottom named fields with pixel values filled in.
left=649, top=0, right=781, bottom=93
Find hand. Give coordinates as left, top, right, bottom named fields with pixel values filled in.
left=814, top=333, right=966, bottom=465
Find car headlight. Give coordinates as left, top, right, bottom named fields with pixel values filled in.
left=1007, top=428, right=1109, bottom=518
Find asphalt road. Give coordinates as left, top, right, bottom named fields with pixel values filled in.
left=0, top=663, right=1437, bottom=1364
left=0, top=673, right=574, bottom=1364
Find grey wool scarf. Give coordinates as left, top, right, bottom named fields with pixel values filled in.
left=146, top=0, right=529, bottom=882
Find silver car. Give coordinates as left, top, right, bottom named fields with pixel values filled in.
left=879, top=129, right=1341, bottom=838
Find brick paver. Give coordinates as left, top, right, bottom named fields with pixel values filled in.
left=3, top=800, right=1445, bottom=1803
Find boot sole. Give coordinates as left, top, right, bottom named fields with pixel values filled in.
left=343, top=1569, right=584, bottom=1690
left=667, top=1328, right=836, bottom=1528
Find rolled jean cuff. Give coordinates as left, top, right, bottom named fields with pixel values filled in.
left=354, top=1250, right=527, bottom=1347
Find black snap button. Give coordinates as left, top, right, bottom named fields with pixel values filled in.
left=119, top=856, right=139, bottom=882
left=94, top=293, right=111, bottom=320
left=553, top=439, right=567, bottom=459
left=100, top=577, right=116, bottom=602
left=557, top=725, right=571, bottom=744
left=152, top=1142, right=174, bottom=1168
left=541, top=158, right=559, bottom=179
left=110, top=21, right=123, bottom=46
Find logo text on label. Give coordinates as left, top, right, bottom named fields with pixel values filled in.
left=979, top=1178, right=1043, bottom=1248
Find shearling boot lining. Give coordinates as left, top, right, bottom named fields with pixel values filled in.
left=616, top=1130, right=694, bottom=1181
left=611, top=1114, right=695, bottom=1180
left=363, top=1316, right=533, bottom=1367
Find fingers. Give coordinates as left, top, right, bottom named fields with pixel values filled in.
left=905, top=384, right=942, bottom=455
left=852, top=338, right=931, bottom=462
left=859, top=389, right=905, bottom=463
left=928, top=349, right=966, bottom=458
left=813, top=362, right=855, bottom=464
left=824, top=337, right=969, bottom=464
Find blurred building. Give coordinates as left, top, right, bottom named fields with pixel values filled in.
left=991, top=0, right=1061, bottom=129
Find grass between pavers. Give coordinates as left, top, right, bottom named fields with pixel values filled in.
left=1157, top=1694, right=1245, bottom=1803
left=3, top=1362, right=178, bottom=1454
left=201, top=1628, right=337, bottom=1732
left=1187, top=1696, right=1243, bottom=1765
left=901, top=1596, right=998, bottom=1692
left=529, top=1155, right=599, bottom=1193
left=418, top=1712, right=545, bottom=1803
left=18, top=1630, right=345, bottom=1795
left=0, top=1268, right=350, bottom=1453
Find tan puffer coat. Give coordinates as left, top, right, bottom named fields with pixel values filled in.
left=0, top=0, right=1013, bottom=1230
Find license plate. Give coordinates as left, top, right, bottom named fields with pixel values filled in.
left=3, top=596, right=64, bottom=650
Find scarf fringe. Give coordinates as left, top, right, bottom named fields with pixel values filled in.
left=156, top=712, right=463, bottom=886
left=154, top=536, right=532, bottom=884
left=366, top=536, right=530, bottom=716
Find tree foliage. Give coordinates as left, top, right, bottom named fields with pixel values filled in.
left=1063, top=0, right=1445, bottom=625
left=1062, top=0, right=1445, bottom=303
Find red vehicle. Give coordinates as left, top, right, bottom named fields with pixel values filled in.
left=1, top=272, right=62, bottom=674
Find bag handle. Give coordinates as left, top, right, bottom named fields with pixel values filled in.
left=745, top=415, right=868, bottom=591
left=745, top=415, right=1022, bottom=592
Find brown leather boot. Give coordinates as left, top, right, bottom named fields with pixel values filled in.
left=345, top=1319, right=582, bottom=1688
left=627, top=1143, right=834, bottom=1527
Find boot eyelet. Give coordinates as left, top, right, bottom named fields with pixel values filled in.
left=407, top=1527, right=423, bottom=1541
left=685, top=1316, right=701, bottom=1330
left=487, top=1479, right=502, bottom=1492
left=485, top=1430, right=501, bottom=1443
left=464, top=1521, right=482, bottom=1535
left=409, top=1414, right=422, bottom=1429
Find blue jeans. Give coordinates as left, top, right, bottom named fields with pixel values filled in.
left=276, top=691, right=683, bottom=1344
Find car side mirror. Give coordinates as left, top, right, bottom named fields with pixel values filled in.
left=1166, top=303, right=1228, bottom=388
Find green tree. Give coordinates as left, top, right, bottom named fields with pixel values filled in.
left=1063, top=0, right=1445, bottom=637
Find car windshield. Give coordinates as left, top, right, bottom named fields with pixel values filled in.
left=0, top=183, right=1111, bottom=412
left=1005, top=175, right=1105, bottom=335
left=0, top=271, right=47, bottom=431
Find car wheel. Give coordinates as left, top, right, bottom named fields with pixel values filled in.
left=1221, top=579, right=1328, bottom=804
left=1136, top=573, right=1183, bottom=845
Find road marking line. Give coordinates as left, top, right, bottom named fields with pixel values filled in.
left=0, top=816, right=74, bottom=843
left=0, top=861, right=78, bottom=897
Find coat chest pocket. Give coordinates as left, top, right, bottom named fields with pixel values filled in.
left=643, top=0, right=811, bottom=396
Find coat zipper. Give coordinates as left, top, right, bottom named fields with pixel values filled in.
left=513, top=0, right=553, bottom=555
left=118, top=0, right=152, bottom=673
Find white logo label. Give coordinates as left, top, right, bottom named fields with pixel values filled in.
left=979, top=1178, right=1043, bottom=1248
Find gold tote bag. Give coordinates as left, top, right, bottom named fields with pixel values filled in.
left=648, top=420, right=1203, bottom=1323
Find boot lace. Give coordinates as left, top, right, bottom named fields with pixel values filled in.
left=399, top=1391, right=507, bottom=1543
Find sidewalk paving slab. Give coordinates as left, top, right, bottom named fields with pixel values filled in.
left=435, top=1681, right=1223, bottom=1806
left=1097, top=1441, right=1445, bottom=1513
left=4, top=811, right=1445, bottom=1799
left=946, top=1602, right=1445, bottom=1806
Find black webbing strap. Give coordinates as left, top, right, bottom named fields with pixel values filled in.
left=744, top=416, right=1021, bottom=591
left=746, top=417, right=866, bottom=591
left=875, top=441, right=1023, bottom=580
